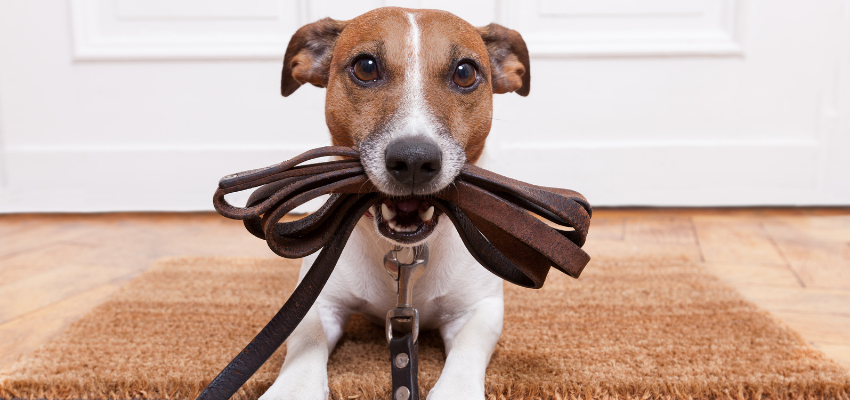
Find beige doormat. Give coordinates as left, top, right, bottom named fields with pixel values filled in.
left=1, top=256, right=848, bottom=400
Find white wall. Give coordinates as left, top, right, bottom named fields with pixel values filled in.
left=0, top=0, right=848, bottom=212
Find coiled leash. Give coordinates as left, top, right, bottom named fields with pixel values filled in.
left=203, top=146, right=592, bottom=400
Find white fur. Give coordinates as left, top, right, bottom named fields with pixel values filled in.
left=402, top=12, right=428, bottom=135
left=261, top=12, right=503, bottom=400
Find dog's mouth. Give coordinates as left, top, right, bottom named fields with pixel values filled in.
left=367, top=197, right=442, bottom=245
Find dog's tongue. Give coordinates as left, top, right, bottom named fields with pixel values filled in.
left=396, top=199, right=421, bottom=213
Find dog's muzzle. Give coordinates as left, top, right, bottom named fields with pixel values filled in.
left=359, top=132, right=465, bottom=197
left=384, top=136, right=442, bottom=192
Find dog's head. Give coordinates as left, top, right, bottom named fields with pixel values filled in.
left=281, top=7, right=530, bottom=246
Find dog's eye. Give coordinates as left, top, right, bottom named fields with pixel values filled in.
left=353, top=57, right=379, bottom=82
left=453, top=62, right=477, bottom=88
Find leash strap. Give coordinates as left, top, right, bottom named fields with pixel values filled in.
left=202, top=146, right=592, bottom=400
left=197, top=194, right=378, bottom=400
left=390, top=333, right=419, bottom=400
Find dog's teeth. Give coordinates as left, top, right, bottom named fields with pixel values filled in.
left=419, top=206, right=434, bottom=222
left=387, top=220, right=397, bottom=230
left=381, top=204, right=396, bottom=221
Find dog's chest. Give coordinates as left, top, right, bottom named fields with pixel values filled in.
left=323, top=220, right=503, bottom=329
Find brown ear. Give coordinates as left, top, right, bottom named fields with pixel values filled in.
left=281, top=18, right=348, bottom=97
left=477, top=23, right=531, bottom=96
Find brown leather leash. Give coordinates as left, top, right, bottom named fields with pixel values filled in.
left=202, top=146, right=591, bottom=400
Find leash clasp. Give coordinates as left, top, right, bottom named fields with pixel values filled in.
left=386, top=307, right=419, bottom=345
left=384, top=244, right=428, bottom=344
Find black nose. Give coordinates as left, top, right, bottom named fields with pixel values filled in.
left=385, top=136, right=442, bottom=190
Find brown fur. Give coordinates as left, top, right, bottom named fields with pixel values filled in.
left=477, top=23, right=531, bottom=96
left=280, top=18, right=348, bottom=96
left=280, top=7, right=531, bottom=164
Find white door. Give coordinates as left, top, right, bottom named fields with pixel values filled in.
left=0, top=0, right=848, bottom=212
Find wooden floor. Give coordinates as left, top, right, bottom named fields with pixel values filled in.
left=1, top=209, right=849, bottom=372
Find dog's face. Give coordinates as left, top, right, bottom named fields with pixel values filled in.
left=281, top=7, right=530, bottom=246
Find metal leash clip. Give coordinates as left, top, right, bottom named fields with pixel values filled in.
left=384, top=244, right=428, bottom=343
left=383, top=244, right=428, bottom=400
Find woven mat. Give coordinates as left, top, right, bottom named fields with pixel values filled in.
left=1, top=256, right=848, bottom=400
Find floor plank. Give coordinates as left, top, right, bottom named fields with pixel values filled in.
left=769, top=311, right=850, bottom=344
left=0, top=263, right=142, bottom=324
left=813, top=342, right=850, bottom=368
left=734, top=286, right=850, bottom=315
left=770, top=239, right=850, bottom=290
left=0, top=282, right=123, bottom=370
left=0, top=222, right=99, bottom=260
left=624, top=216, right=698, bottom=245
left=764, top=215, right=850, bottom=244
left=0, top=242, right=101, bottom=285
left=692, top=216, right=788, bottom=265
left=584, top=240, right=703, bottom=263
left=701, top=262, right=804, bottom=288
left=585, top=217, right=625, bottom=241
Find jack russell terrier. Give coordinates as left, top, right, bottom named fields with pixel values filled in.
left=261, top=7, right=530, bottom=400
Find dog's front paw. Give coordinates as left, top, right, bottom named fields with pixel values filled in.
left=259, top=371, right=328, bottom=400
left=426, top=378, right=485, bottom=400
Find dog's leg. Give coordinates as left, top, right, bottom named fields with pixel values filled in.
left=259, top=295, right=349, bottom=400
left=427, top=296, right=504, bottom=400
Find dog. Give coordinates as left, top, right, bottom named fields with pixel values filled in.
left=261, top=7, right=530, bottom=400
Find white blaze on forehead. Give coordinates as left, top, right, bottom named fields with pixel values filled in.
left=396, top=12, right=433, bottom=138
left=406, top=12, right=423, bottom=98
